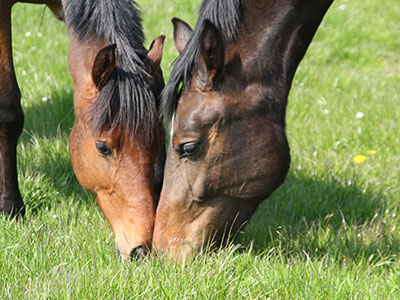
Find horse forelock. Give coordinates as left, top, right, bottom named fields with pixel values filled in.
left=162, top=0, right=242, bottom=121
left=64, top=0, right=160, bottom=142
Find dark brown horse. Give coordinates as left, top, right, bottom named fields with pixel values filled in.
left=0, top=0, right=62, bottom=217
left=153, top=0, right=334, bottom=260
left=0, top=0, right=165, bottom=259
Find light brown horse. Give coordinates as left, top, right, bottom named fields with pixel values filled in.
left=0, top=0, right=165, bottom=259
left=153, top=0, right=334, bottom=261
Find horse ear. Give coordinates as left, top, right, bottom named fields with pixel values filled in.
left=195, top=20, right=225, bottom=91
left=172, top=18, right=193, bottom=54
left=146, top=34, right=165, bottom=75
left=92, top=44, right=116, bottom=91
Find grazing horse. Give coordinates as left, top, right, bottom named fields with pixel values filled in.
left=1, top=0, right=165, bottom=259
left=153, top=0, right=334, bottom=260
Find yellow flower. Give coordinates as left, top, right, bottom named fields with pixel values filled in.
left=353, top=155, right=366, bottom=164
left=369, top=149, right=377, bottom=155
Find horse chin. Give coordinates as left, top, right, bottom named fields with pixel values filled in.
left=94, top=189, right=155, bottom=260
left=153, top=194, right=258, bottom=261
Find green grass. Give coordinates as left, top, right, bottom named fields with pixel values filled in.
left=1, top=0, right=399, bottom=298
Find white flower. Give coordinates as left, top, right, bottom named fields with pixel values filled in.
left=323, top=109, right=330, bottom=114
left=25, top=32, right=32, bottom=37
left=41, top=97, right=48, bottom=102
left=356, top=112, right=364, bottom=119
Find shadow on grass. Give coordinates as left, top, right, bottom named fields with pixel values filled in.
left=21, top=87, right=75, bottom=140
left=237, top=171, right=399, bottom=263
left=18, top=87, right=95, bottom=214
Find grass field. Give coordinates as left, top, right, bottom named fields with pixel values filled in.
left=1, top=0, right=399, bottom=298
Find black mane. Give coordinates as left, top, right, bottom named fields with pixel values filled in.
left=162, top=0, right=242, bottom=119
left=64, top=0, right=160, bottom=140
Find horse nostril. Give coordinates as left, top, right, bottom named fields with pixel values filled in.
left=130, top=245, right=148, bottom=260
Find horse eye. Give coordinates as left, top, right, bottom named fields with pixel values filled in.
left=95, top=141, right=113, bottom=156
left=177, top=142, right=202, bottom=158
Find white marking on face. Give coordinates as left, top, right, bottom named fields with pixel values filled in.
left=170, top=112, right=176, bottom=137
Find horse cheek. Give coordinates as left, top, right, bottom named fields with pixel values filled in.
left=69, top=123, right=93, bottom=192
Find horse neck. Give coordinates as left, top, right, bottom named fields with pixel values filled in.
left=224, top=0, right=333, bottom=116
left=67, top=33, right=102, bottom=114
